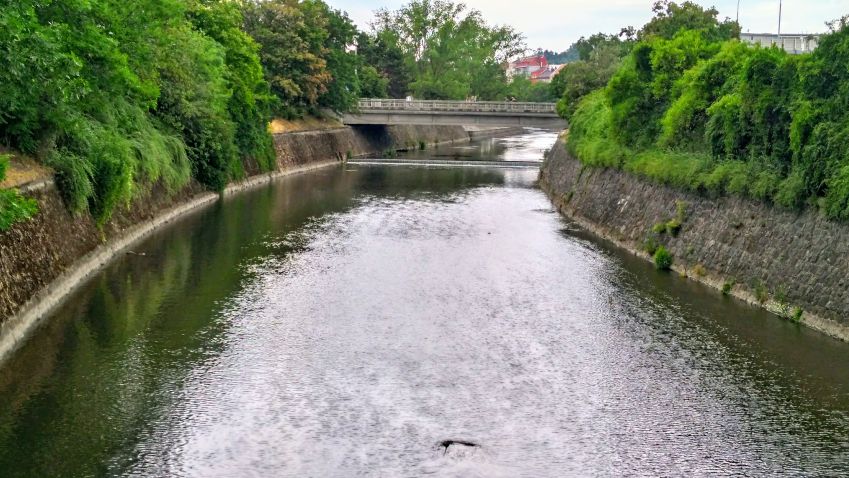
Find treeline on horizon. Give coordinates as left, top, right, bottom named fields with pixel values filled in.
left=0, top=0, right=534, bottom=229
left=554, top=1, right=849, bottom=220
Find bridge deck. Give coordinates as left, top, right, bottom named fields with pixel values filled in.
left=343, top=99, right=566, bottom=128
left=357, top=99, right=558, bottom=115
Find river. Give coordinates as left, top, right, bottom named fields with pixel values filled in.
left=1, top=129, right=848, bottom=477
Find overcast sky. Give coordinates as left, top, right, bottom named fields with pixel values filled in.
left=327, top=0, right=846, bottom=51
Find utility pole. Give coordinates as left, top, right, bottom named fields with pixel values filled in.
left=775, top=0, right=783, bottom=51
left=736, top=0, right=740, bottom=24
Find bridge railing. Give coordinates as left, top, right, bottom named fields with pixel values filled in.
left=357, top=99, right=557, bottom=114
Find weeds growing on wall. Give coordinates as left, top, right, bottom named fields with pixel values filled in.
left=0, top=154, right=38, bottom=230
left=721, top=279, right=735, bottom=296
left=653, top=246, right=674, bottom=270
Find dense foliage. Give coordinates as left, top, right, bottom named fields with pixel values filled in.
left=0, top=0, right=375, bottom=226
left=243, top=0, right=365, bottom=117
left=0, top=0, right=584, bottom=230
left=551, top=39, right=630, bottom=120
left=357, top=31, right=408, bottom=98
left=370, top=0, right=525, bottom=100
left=563, top=1, right=849, bottom=220
left=505, top=76, right=558, bottom=103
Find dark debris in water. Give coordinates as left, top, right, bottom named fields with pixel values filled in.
left=439, top=439, right=480, bottom=456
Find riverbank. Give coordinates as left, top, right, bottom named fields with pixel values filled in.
left=540, top=138, right=849, bottom=342
left=0, top=123, right=470, bottom=362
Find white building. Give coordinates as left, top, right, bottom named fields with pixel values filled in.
left=740, top=33, right=821, bottom=54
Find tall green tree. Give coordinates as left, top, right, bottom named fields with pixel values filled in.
left=640, top=0, right=740, bottom=41
left=315, top=3, right=361, bottom=112
left=357, top=31, right=411, bottom=98
left=188, top=0, right=275, bottom=174
left=243, top=0, right=332, bottom=117
left=574, top=33, right=631, bottom=61
left=372, top=0, right=524, bottom=100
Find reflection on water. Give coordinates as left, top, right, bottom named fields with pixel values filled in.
left=0, top=134, right=848, bottom=477
left=399, top=127, right=559, bottom=162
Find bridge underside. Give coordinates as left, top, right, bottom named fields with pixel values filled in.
left=342, top=111, right=567, bottom=129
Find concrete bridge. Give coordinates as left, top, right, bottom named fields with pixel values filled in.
left=342, top=99, right=567, bottom=129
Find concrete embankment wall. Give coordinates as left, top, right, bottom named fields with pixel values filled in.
left=540, top=138, right=849, bottom=341
left=273, top=124, right=470, bottom=166
left=0, top=124, right=469, bottom=360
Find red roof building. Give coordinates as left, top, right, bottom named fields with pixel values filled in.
left=507, top=54, right=548, bottom=80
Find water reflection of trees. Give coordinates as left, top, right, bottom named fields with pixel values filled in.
left=0, top=164, right=514, bottom=475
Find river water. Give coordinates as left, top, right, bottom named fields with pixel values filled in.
left=1, top=130, right=849, bottom=477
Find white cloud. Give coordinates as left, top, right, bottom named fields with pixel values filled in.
left=329, top=0, right=846, bottom=50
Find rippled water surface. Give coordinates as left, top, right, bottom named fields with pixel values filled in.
left=400, top=127, right=557, bottom=162
left=1, top=132, right=849, bottom=477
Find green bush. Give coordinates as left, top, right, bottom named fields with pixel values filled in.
left=0, top=189, right=38, bottom=231
left=189, top=1, right=276, bottom=174
left=565, top=91, right=629, bottom=168
left=553, top=42, right=625, bottom=121
left=563, top=4, right=849, bottom=221
left=721, top=279, right=735, bottom=296
left=675, top=200, right=688, bottom=220
left=0, top=0, right=279, bottom=222
left=0, top=0, right=385, bottom=223
left=653, top=246, right=674, bottom=270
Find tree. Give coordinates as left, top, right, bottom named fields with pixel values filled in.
left=243, top=0, right=332, bottom=117
left=640, top=1, right=740, bottom=41
left=506, top=76, right=555, bottom=102
left=153, top=24, right=238, bottom=191
left=315, top=2, right=361, bottom=112
left=602, top=1, right=740, bottom=146
left=189, top=0, right=275, bottom=173
left=356, top=31, right=411, bottom=98
left=372, top=0, right=524, bottom=100
left=543, top=47, right=580, bottom=64
left=574, top=33, right=630, bottom=61
left=552, top=43, right=624, bottom=120
left=358, top=65, right=389, bottom=98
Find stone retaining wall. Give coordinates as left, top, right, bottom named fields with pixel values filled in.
left=540, top=138, right=849, bottom=341
left=274, top=124, right=470, bottom=167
